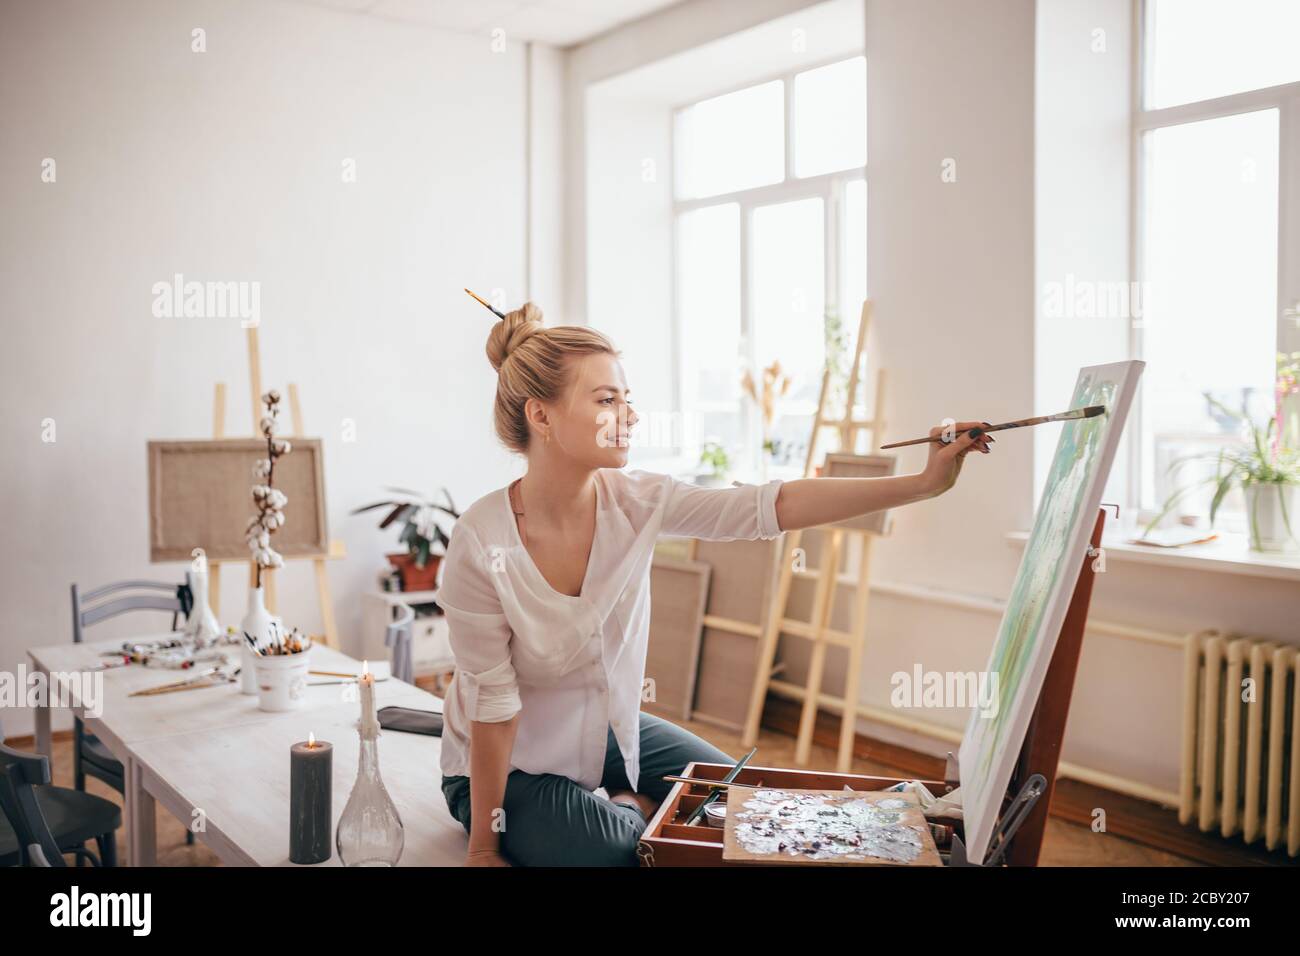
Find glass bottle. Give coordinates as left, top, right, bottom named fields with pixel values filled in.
left=335, top=678, right=404, bottom=866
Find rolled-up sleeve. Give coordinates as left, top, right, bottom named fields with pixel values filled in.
left=433, top=525, right=521, bottom=723
left=656, top=473, right=785, bottom=541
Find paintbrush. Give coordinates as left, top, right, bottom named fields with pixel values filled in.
left=879, top=405, right=1106, bottom=450
left=464, top=288, right=506, bottom=320
left=681, top=745, right=758, bottom=826
left=129, top=667, right=224, bottom=697
left=663, top=775, right=763, bottom=790
left=306, top=676, right=391, bottom=686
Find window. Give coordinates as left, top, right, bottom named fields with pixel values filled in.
left=674, top=81, right=784, bottom=200
left=677, top=204, right=743, bottom=452
left=794, top=57, right=867, bottom=178
left=1145, top=0, right=1300, bottom=109
left=1135, top=2, right=1300, bottom=530
left=673, top=56, right=867, bottom=478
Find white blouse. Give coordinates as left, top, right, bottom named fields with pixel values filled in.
left=433, top=468, right=785, bottom=793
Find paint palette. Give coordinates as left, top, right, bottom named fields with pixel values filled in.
left=722, top=787, right=942, bottom=866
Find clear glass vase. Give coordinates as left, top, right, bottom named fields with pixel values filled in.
left=335, top=724, right=404, bottom=866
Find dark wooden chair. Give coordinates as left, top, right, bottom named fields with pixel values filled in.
left=1, top=721, right=121, bottom=867
left=70, top=577, right=196, bottom=849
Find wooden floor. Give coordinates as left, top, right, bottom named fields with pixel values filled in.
left=25, top=706, right=1200, bottom=867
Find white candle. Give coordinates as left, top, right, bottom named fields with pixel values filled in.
left=359, top=659, right=379, bottom=739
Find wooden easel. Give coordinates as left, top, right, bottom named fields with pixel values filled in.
left=206, top=326, right=343, bottom=647
left=740, top=300, right=888, bottom=772
left=999, top=506, right=1109, bottom=865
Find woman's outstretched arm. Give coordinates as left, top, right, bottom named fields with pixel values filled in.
left=775, top=420, right=993, bottom=532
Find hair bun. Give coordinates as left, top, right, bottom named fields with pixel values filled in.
left=486, top=302, right=544, bottom=372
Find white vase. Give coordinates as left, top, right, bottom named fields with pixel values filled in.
left=239, top=586, right=282, bottom=695
left=183, top=570, right=221, bottom=647
left=1244, top=483, right=1300, bottom=553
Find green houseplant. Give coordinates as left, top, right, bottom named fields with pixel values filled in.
left=697, top=440, right=731, bottom=487
left=352, top=487, right=460, bottom=591
left=1144, top=352, right=1300, bottom=552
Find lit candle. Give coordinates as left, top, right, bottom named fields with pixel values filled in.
left=359, top=660, right=379, bottom=739
left=289, top=731, right=332, bottom=864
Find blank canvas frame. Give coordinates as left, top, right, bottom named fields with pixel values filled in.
left=644, top=556, right=711, bottom=722
left=148, top=438, right=329, bottom=562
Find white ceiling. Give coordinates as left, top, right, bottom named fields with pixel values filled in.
left=293, top=0, right=685, bottom=47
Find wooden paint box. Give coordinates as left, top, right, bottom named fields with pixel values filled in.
left=636, top=761, right=962, bottom=867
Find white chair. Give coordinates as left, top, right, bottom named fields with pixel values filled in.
left=383, top=602, right=417, bottom=685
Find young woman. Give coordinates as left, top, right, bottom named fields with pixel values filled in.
left=436, top=302, right=993, bottom=867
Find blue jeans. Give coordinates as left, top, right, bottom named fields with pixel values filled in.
left=441, top=711, right=733, bottom=866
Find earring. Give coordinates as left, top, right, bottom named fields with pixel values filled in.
left=545, top=430, right=551, bottom=445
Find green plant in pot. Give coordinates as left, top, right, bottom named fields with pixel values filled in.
left=352, top=487, right=460, bottom=591
left=1144, top=353, right=1300, bottom=552
left=697, top=440, right=730, bottom=487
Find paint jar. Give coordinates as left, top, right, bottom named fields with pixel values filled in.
left=704, top=802, right=727, bottom=828
left=254, top=647, right=312, bottom=712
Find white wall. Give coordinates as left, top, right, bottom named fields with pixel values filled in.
left=584, top=91, right=675, bottom=433
left=528, top=42, right=568, bottom=318
left=0, top=0, right=550, bottom=738
left=1035, top=0, right=1133, bottom=500
left=863, top=0, right=1039, bottom=596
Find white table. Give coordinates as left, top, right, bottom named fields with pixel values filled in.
left=131, top=693, right=467, bottom=865
left=26, top=634, right=465, bottom=866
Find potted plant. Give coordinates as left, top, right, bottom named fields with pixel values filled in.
left=1144, top=352, right=1300, bottom=552
left=696, top=440, right=731, bottom=487
left=352, top=487, right=460, bottom=591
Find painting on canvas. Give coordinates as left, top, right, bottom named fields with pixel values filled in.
left=958, top=360, right=1144, bottom=863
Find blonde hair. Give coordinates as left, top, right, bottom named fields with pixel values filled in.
left=486, top=302, right=618, bottom=454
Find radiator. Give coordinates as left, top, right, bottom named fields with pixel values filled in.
left=1181, top=629, right=1300, bottom=857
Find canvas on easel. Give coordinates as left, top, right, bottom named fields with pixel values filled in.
left=959, top=360, right=1144, bottom=864
left=147, top=438, right=328, bottom=561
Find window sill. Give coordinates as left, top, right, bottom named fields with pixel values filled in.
left=1004, top=528, right=1300, bottom=583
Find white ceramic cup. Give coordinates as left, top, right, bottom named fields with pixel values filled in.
left=253, top=647, right=312, bottom=712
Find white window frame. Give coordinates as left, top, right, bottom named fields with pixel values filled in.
left=671, top=54, right=866, bottom=478
left=1130, top=0, right=1300, bottom=521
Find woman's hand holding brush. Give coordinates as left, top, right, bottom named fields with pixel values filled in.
left=916, top=420, right=994, bottom=498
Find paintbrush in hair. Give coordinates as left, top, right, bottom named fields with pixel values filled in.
left=879, top=405, right=1106, bottom=449
left=464, top=288, right=506, bottom=319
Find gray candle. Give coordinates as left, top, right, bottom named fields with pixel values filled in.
left=290, top=733, right=332, bottom=864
